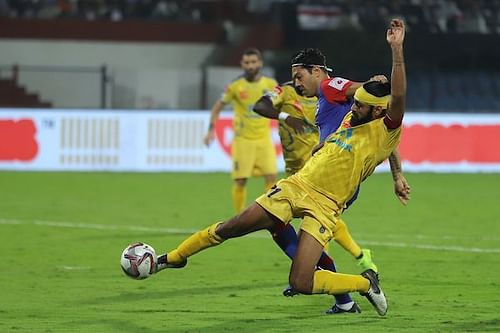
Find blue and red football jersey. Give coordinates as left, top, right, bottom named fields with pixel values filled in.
left=316, top=77, right=353, bottom=142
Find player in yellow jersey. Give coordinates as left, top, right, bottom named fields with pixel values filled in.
left=155, top=19, right=408, bottom=316
left=255, top=82, right=319, bottom=175
left=204, top=48, right=278, bottom=213
left=254, top=82, right=362, bottom=312
left=253, top=78, right=409, bottom=313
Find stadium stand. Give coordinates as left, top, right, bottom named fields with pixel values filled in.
left=0, top=0, right=499, bottom=111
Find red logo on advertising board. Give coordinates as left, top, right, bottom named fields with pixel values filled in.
left=214, top=118, right=282, bottom=156
left=399, top=124, right=500, bottom=163
left=0, top=119, right=38, bottom=161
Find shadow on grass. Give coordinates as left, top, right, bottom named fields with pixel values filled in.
left=65, top=312, right=383, bottom=333
left=447, top=318, right=500, bottom=332
left=80, top=281, right=286, bottom=305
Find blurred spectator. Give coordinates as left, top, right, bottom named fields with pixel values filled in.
left=435, top=0, right=462, bottom=32
left=459, top=0, right=488, bottom=33
left=37, top=0, right=60, bottom=19
left=152, top=0, right=179, bottom=20
left=356, top=0, right=389, bottom=32
left=0, top=0, right=498, bottom=35
left=247, top=0, right=273, bottom=14
left=57, top=0, right=77, bottom=18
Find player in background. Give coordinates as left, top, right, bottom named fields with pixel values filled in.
left=253, top=77, right=409, bottom=313
left=204, top=48, right=278, bottom=213
left=255, top=81, right=319, bottom=176
left=156, top=19, right=408, bottom=316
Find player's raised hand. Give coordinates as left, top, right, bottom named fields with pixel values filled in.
left=203, top=130, right=215, bottom=147
left=386, top=19, right=405, bottom=47
left=369, top=75, right=389, bottom=83
left=394, top=175, right=411, bottom=205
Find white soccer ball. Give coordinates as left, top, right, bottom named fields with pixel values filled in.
left=120, top=242, right=157, bottom=280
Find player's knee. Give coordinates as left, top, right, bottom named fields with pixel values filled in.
left=289, top=273, right=313, bottom=294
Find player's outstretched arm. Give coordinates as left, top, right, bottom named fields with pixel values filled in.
left=345, top=81, right=365, bottom=97
left=389, top=148, right=411, bottom=205
left=253, top=95, right=281, bottom=119
left=204, top=100, right=225, bottom=146
left=345, top=75, right=388, bottom=97
left=386, top=19, right=407, bottom=126
left=253, top=96, right=308, bottom=134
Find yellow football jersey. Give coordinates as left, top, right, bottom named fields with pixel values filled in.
left=221, top=75, right=278, bottom=140
left=267, top=83, right=319, bottom=175
left=296, top=117, right=402, bottom=212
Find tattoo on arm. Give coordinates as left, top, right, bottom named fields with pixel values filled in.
left=389, top=150, right=402, bottom=181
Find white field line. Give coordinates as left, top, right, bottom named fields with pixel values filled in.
left=0, top=218, right=199, bottom=234
left=356, top=240, right=500, bottom=253
left=59, top=266, right=92, bottom=270
left=357, top=233, right=500, bottom=242
left=1, top=218, right=500, bottom=254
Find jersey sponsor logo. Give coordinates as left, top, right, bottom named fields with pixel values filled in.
left=330, top=138, right=352, bottom=152
left=0, top=119, right=38, bottom=161
left=239, top=90, right=249, bottom=99
left=328, top=77, right=349, bottom=91
left=328, top=128, right=353, bottom=152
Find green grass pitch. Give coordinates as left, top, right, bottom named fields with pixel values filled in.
left=1, top=171, right=499, bottom=332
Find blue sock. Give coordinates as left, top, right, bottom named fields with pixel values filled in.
left=271, top=223, right=298, bottom=259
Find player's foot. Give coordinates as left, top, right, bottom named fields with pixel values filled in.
left=325, top=302, right=361, bottom=314
left=357, top=249, right=378, bottom=272
left=155, top=254, right=187, bottom=273
left=360, top=269, right=387, bottom=316
left=282, top=284, right=299, bottom=297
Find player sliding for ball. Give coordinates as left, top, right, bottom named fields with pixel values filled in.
left=143, top=19, right=407, bottom=316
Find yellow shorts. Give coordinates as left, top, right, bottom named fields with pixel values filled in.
left=231, top=137, right=277, bottom=179
left=255, top=176, right=342, bottom=247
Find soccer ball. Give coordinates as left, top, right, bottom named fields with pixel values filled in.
left=120, top=242, right=157, bottom=280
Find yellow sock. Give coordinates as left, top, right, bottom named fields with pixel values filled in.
left=167, top=223, right=224, bottom=264
left=232, top=184, right=246, bottom=213
left=333, top=219, right=362, bottom=258
left=312, top=270, right=370, bottom=295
